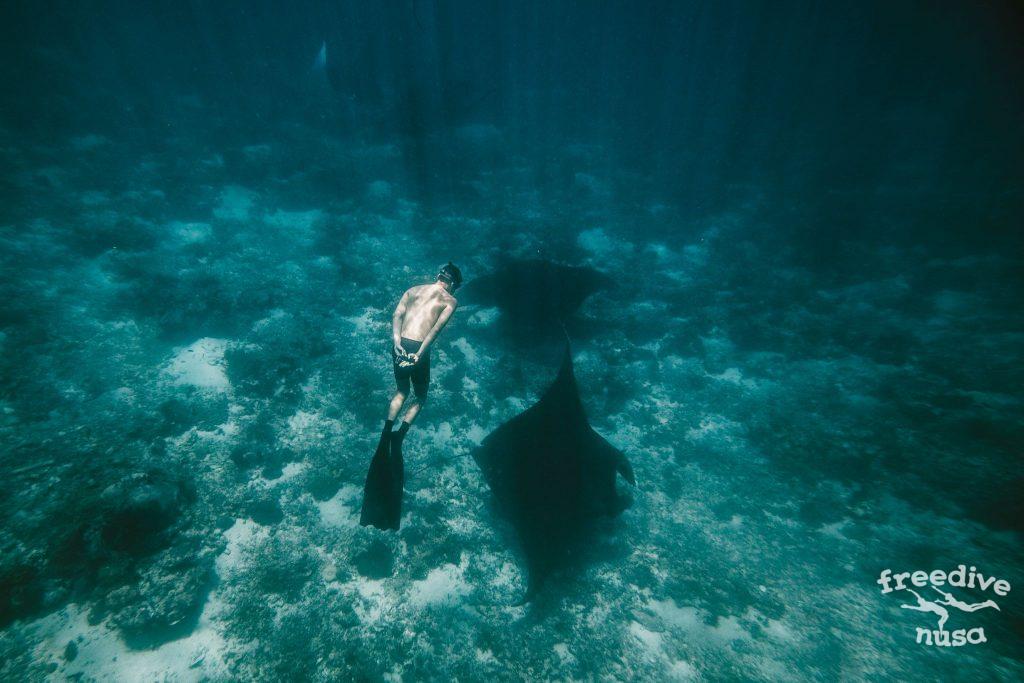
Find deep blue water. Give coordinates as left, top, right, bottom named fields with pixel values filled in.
left=1, top=1, right=1022, bottom=680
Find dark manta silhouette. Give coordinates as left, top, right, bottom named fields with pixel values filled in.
left=460, top=260, right=613, bottom=335
left=473, top=341, right=635, bottom=600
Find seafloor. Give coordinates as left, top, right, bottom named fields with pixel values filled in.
left=1, top=119, right=1021, bottom=680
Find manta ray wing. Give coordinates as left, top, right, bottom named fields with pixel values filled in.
left=460, top=260, right=613, bottom=336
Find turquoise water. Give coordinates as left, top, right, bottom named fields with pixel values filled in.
left=1, top=2, right=1021, bottom=680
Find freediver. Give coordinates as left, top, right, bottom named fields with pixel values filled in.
left=900, top=589, right=950, bottom=631
left=931, top=587, right=1001, bottom=612
left=384, top=262, right=461, bottom=441
left=361, top=263, right=461, bottom=530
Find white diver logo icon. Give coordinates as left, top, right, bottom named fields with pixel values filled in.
left=877, top=565, right=1009, bottom=647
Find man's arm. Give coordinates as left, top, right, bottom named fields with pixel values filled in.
left=415, top=303, right=456, bottom=357
left=392, top=290, right=410, bottom=352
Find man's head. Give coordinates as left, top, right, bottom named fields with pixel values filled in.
left=437, top=262, right=463, bottom=292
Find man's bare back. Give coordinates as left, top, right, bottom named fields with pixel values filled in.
left=397, top=284, right=457, bottom=342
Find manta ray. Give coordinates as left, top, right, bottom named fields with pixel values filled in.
left=460, top=260, right=612, bottom=336
left=473, top=341, right=635, bottom=599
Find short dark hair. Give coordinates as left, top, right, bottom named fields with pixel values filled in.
left=438, top=262, right=463, bottom=290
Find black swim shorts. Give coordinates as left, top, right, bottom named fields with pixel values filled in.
left=393, top=337, right=430, bottom=397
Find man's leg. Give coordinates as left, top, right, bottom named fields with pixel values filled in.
left=388, top=354, right=411, bottom=423
left=387, top=390, right=408, bottom=421
left=400, top=392, right=426, bottom=424
left=393, top=380, right=427, bottom=444
left=393, top=353, right=428, bottom=442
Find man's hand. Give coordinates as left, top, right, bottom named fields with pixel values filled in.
left=407, top=352, right=419, bottom=365
left=393, top=341, right=404, bottom=357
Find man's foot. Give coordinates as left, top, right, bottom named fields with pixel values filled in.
left=391, top=421, right=411, bottom=445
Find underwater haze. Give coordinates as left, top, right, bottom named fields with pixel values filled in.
left=1, top=1, right=1022, bottom=680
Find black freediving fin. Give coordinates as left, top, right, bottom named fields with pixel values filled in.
left=387, top=430, right=405, bottom=530
left=359, top=425, right=402, bottom=531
